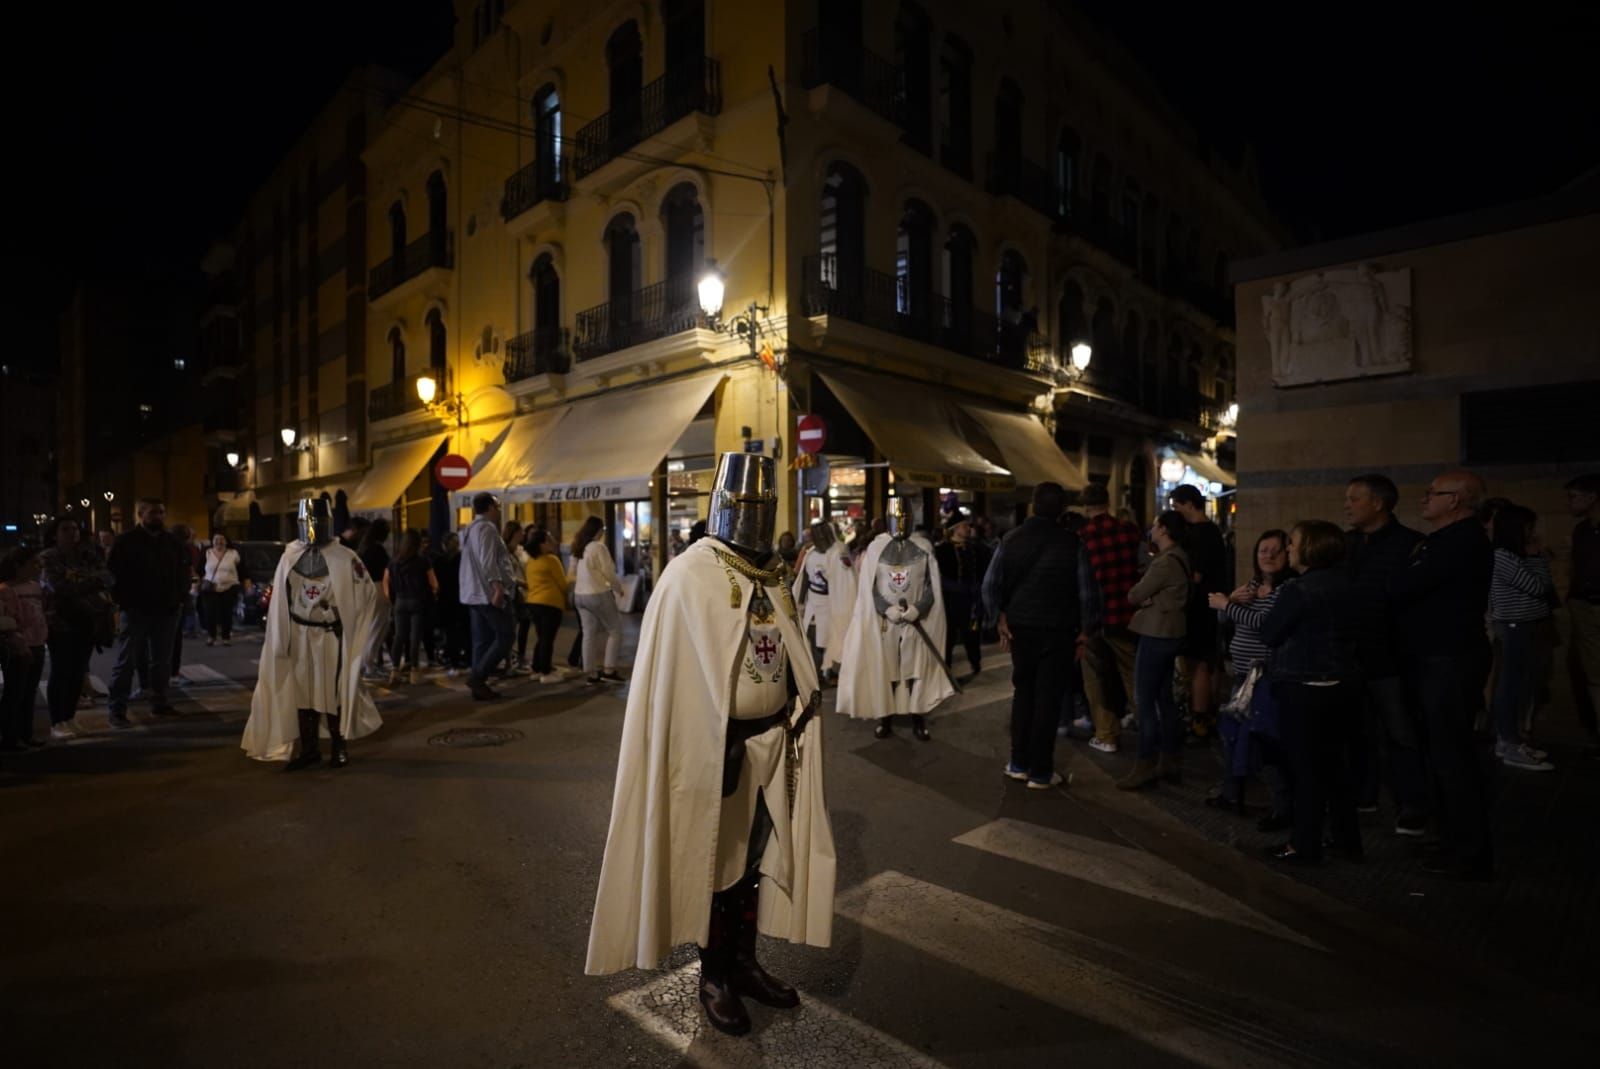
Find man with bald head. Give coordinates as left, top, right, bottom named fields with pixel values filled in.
left=1392, top=469, right=1494, bottom=880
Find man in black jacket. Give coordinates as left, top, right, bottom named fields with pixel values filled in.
left=995, top=482, right=1099, bottom=790
left=933, top=510, right=992, bottom=681
left=105, top=498, right=189, bottom=726
left=1344, top=473, right=1428, bottom=836
left=1392, top=469, right=1494, bottom=880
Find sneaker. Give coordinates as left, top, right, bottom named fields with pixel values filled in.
left=1496, top=738, right=1548, bottom=761
left=1121, top=712, right=1138, bottom=730
left=1070, top=716, right=1093, bottom=738
left=1089, top=737, right=1119, bottom=754
left=1002, top=763, right=1029, bottom=782
left=171, top=675, right=190, bottom=687
left=50, top=723, right=77, bottom=741
left=538, top=672, right=563, bottom=684
left=1027, top=771, right=1069, bottom=790
left=1395, top=814, right=1428, bottom=838
left=1500, top=743, right=1554, bottom=772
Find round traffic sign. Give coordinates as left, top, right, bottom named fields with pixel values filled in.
left=434, top=453, right=473, bottom=491
left=796, top=413, right=827, bottom=455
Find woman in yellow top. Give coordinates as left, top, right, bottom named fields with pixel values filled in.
left=523, top=526, right=572, bottom=683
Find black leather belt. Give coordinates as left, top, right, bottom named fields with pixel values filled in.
left=289, top=612, right=341, bottom=633
left=722, top=708, right=788, bottom=797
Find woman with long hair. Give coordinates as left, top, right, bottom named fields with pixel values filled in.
left=1489, top=504, right=1556, bottom=771
left=1258, top=520, right=1362, bottom=864
left=523, top=526, right=572, bottom=682
left=383, top=529, right=438, bottom=685
left=571, top=516, right=626, bottom=684
left=1208, top=529, right=1294, bottom=817
left=1118, top=510, right=1191, bottom=790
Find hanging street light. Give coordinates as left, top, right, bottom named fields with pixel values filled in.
left=1070, top=342, right=1093, bottom=372
left=225, top=451, right=241, bottom=469
left=280, top=427, right=297, bottom=449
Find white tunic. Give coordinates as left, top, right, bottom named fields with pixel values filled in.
left=720, top=584, right=791, bottom=890
left=286, top=568, right=343, bottom=714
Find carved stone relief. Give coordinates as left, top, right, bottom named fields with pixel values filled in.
left=1264, top=263, right=1412, bottom=387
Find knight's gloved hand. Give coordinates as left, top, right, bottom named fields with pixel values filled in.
left=901, top=605, right=920, bottom=623
left=885, top=606, right=905, bottom=623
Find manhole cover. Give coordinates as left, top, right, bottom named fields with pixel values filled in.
left=428, top=727, right=525, bottom=748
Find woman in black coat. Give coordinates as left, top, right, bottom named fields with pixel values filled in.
left=1258, top=520, right=1363, bottom=864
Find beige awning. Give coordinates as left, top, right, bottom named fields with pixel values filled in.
left=523, top=373, right=723, bottom=502
left=1175, top=449, right=1235, bottom=488
left=460, top=408, right=570, bottom=503
left=960, top=401, right=1086, bottom=490
left=817, top=368, right=1014, bottom=491
left=347, top=432, right=450, bottom=513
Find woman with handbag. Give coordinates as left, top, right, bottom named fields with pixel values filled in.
left=1257, top=520, right=1362, bottom=865
left=571, top=517, right=626, bottom=685
left=202, top=533, right=242, bottom=646
left=1207, top=529, right=1294, bottom=817
left=1118, top=511, right=1191, bottom=790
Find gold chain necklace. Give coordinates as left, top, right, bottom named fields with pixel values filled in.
left=711, top=547, right=797, bottom=617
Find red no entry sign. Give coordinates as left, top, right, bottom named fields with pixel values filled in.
left=434, top=454, right=473, bottom=491
left=797, top=413, right=827, bottom=455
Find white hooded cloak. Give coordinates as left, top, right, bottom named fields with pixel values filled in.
left=836, top=532, right=955, bottom=719
left=791, top=540, right=857, bottom=672
left=585, top=537, right=834, bottom=975
left=241, top=540, right=382, bottom=761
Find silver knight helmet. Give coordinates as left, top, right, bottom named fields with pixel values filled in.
left=707, top=452, right=778, bottom=555
left=297, top=497, right=333, bottom=547
left=886, top=495, right=912, bottom=539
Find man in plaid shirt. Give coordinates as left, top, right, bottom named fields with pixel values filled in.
left=1077, top=485, right=1142, bottom=752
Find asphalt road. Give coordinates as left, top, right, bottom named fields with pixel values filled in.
left=2, top=628, right=1592, bottom=1067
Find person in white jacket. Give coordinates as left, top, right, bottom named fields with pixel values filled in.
left=790, top=520, right=855, bottom=684
left=570, top=516, right=626, bottom=684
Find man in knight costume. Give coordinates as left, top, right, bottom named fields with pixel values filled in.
left=791, top=519, right=856, bottom=685
left=838, top=496, right=955, bottom=741
left=586, top=454, right=833, bottom=1038
left=242, top=498, right=381, bottom=770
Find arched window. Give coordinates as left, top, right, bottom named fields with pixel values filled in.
left=533, top=85, right=561, bottom=190
left=604, top=213, right=641, bottom=305
left=894, top=2, right=932, bottom=151
left=995, top=249, right=1027, bottom=323
left=607, top=21, right=643, bottom=143
left=994, top=79, right=1023, bottom=170
left=426, top=308, right=446, bottom=371
left=943, top=224, right=975, bottom=335
left=388, top=202, right=406, bottom=264
left=938, top=35, right=973, bottom=177
left=895, top=199, right=935, bottom=320
left=426, top=172, right=447, bottom=247
left=1091, top=298, right=1117, bottom=367
left=661, top=183, right=705, bottom=293
left=388, top=326, right=406, bottom=385
left=1058, top=281, right=1087, bottom=348
left=1056, top=128, right=1081, bottom=218
left=819, top=162, right=867, bottom=300
left=531, top=253, right=560, bottom=334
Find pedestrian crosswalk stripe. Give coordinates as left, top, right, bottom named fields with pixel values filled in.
left=836, top=870, right=1341, bottom=1069
left=952, top=819, right=1322, bottom=950
left=608, top=960, right=949, bottom=1068
left=175, top=663, right=253, bottom=721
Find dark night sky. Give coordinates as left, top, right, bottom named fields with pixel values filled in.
left=7, top=1, right=1597, bottom=374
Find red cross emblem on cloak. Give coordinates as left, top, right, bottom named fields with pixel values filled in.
left=889, top=569, right=909, bottom=589
left=304, top=584, right=323, bottom=601
left=754, top=634, right=779, bottom=668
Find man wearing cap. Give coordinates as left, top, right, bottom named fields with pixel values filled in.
left=586, top=453, right=832, bottom=1038
left=933, top=509, right=991, bottom=681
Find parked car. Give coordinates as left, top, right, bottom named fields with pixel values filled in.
left=232, top=541, right=287, bottom=626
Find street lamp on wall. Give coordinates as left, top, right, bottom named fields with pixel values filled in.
left=280, top=427, right=297, bottom=449
left=225, top=451, right=241, bottom=469
left=1070, top=342, right=1093, bottom=372
left=698, top=260, right=783, bottom=373
left=416, top=373, right=466, bottom=426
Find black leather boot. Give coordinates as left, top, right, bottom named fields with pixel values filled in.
left=327, top=714, right=348, bottom=769
left=284, top=710, right=322, bottom=771
left=698, top=889, right=751, bottom=1036
left=912, top=715, right=931, bottom=742
left=730, top=874, right=799, bottom=1009
left=873, top=717, right=893, bottom=739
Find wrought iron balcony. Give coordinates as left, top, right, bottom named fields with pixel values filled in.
left=986, top=153, right=1056, bottom=219
left=501, top=155, right=568, bottom=221
left=801, top=31, right=903, bottom=128
left=572, top=59, right=722, bottom=180
left=802, top=254, right=1050, bottom=374
left=369, top=369, right=443, bottom=422
left=504, top=326, right=570, bottom=381
left=369, top=233, right=453, bottom=302
left=573, top=279, right=705, bottom=361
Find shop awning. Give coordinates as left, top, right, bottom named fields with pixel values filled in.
left=1175, top=449, right=1235, bottom=488
left=459, top=408, right=570, bottom=503
left=817, top=369, right=1014, bottom=491
left=523, top=373, right=723, bottom=503
left=959, top=401, right=1087, bottom=491
left=347, top=432, right=449, bottom=513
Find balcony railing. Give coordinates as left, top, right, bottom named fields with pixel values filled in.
left=504, top=326, right=570, bottom=381
left=801, top=31, right=903, bottom=128
left=573, top=279, right=705, bottom=361
left=572, top=59, right=722, bottom=180
left=369, top=233, right=453, bottom=301
left=501, top=154, right=568, bottom=221
left=802, top=254, right=1050, bottom=373
left=369, top=369, right=442, bottom=422
left=987, top=153, right=1056, bottom=219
